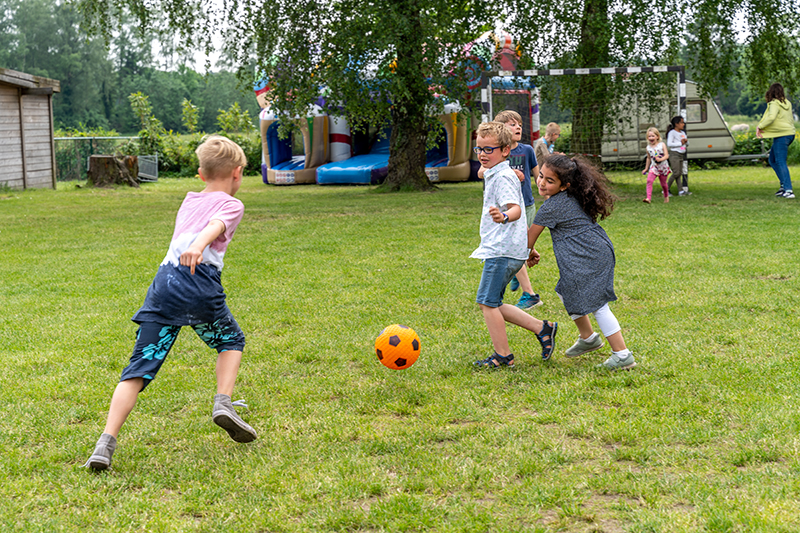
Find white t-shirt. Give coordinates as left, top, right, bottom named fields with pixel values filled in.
left=470, top=161, right=529, bottom=261
left=667, top=129, right=687, bottom=153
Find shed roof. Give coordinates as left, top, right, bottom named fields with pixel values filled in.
left=0, top=68, right=61, bottom=93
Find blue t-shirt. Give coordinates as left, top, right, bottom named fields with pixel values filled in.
left=507, top=143, right=537, bottom=207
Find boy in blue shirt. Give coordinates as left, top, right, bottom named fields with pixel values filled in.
left=471, top=122, right=557, bottom=368
left=494, top=110, right=542, bottom=310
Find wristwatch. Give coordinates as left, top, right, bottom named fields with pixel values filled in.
left=502, top=213, right=509, bottom=224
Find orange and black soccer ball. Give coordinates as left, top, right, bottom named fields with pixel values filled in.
left=375, top=324, right=421, bottom=370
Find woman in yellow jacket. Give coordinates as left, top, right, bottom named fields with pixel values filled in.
left=757, top=83, right=796, bottom=199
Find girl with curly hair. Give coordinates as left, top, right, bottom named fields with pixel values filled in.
left=526, top=154, right=635, bottom=371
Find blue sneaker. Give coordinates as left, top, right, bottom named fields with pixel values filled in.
left=509, top=277, right=520, bottom=291
left=515, top=292, right=542, bottom=310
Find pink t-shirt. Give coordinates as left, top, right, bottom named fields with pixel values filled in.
left=161, top=191, right=244, bottom=272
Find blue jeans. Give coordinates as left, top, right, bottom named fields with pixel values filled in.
left=768, top=135, right=794, bottom=191
left=476, top=257, right=526, bottom=308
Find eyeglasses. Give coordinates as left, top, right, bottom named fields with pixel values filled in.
left=473, top=146, right=502, bottom=154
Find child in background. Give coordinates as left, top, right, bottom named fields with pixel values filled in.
left=666, top=116, right=688, bottom=196
left=493, top=110, right=542, bottom=310
left=642, top=127, right=670, bottom=204
left=471, top=122, right=557, bottom=369
left=534, top=122, right=561, bottom=166
left=527, top=154, right=636, bottom=371
left=85, top=136, right=257, bottom=470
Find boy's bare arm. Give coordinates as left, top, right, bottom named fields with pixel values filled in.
left=489, top=203, right=521, bottom=223
left=180, top=219, right=226, bottom=275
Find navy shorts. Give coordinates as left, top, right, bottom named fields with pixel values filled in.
left=120, top=312, right=245, bottom=390
left=476, top=257, right=526, bottom=308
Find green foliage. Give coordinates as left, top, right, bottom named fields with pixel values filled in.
left=1, top=0, right=115, bottom=129
left=158, top=132, right=200, bottom=176
left=181, top=98, right=199, bottom=134
left=216, top=102, right=255, bottom=135
left=128, top=91, right=166, bottom=157
left=224, top=133, right=263, bottom=175
left=687, top=1, right=800, bottom=97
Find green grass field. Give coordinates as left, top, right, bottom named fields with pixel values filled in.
left=1, top=165, right=799, bottom=532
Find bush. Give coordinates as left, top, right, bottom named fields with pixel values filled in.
left=156, top=132, right=262, bottom=178
left=160, top=132, right=202, bottom=177
left=731, top=131, right=769, bottom=157
left=788, top=133, right=800, bottom=166
left=226, top=133, right=262, bottom=176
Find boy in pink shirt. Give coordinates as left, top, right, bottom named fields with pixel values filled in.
left=85, top=136, right=256, bottom=470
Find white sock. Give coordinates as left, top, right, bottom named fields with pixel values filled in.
left=583, top=332, right=599, bottom=341
left=613, top=349, right=631, bottom=358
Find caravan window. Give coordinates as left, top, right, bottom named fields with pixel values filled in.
left=686, top=100, right=707, bottom=123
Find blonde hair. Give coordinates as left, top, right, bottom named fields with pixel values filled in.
left=494, top=110, right=523, bottom=125
left=646, top=127, right=662, bottom=142
left=196, top=135, right=247, bottom=179
left=545, top=122, right=561, bottom=136
left=476, top=121, right=513, bottom=149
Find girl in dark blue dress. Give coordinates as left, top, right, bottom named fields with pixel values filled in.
left=526, top=154, right=636, bottom=371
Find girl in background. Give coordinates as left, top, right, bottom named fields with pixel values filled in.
left=642, top=127, right=670, bottom=203
left=666, top=116, right=688, bottom=196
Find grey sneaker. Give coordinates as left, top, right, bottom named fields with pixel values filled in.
left=213, top=394, right=258, bottom=443
left=84, top=433, right=117, bottom=470
left=597, top=351, right=637, bottom=371
left=515, top=292, right=542, bottom=310
left=565, top=334, right=604, bottom=357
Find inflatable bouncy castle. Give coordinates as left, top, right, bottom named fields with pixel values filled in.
left=316, top=126, right=391, bottom=185
left=252, top=29, right=533, bottom=186
left=259, top=106, right=329, bottom=184
left=255, top=79, right=345, bottom=185
left=424, top=103, right=477, bottom=182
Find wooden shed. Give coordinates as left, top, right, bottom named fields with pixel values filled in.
left=0, top=68, right=61, bottom=189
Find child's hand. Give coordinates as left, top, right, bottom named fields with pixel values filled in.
left=514, top=169, right=525, bottom=182
left=180, top=249, right=204, bottom=275
left=488, top=206, right=504, bottom=223
left=527, top=248, right=540, bottom=267
left=642, top=169, right=648, bottom=175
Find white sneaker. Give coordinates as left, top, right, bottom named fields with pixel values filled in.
left=783, top=191, right=795, bottom=199
left=597, top=351, right=637, bottom=371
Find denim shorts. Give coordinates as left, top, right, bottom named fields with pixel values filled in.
left=476, top=257, right=526, bottom=308
left=120, top=312, right=245, bottom=390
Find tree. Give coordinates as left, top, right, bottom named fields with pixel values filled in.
left=688, top=0, right=800, bottom=97
left=77, top=0, right=494, bottom=191
left=509, top=0, right=800, bottom=158
left=1, top=0, right=116, bottom=129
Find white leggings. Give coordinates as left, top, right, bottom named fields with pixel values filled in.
left=570, top=303, right=621, bottom=338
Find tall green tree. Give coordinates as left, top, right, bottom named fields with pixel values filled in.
left=1, top=0, right=115, bottom=129
left=510, top=0, right=800, bottom=157
left=78, top=0, right=494, bottom=190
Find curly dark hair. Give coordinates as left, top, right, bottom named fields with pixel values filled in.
left=765, top=83, right=786, bottom=104
left=542, top=154, right=615, bottom=222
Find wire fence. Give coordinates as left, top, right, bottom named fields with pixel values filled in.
left=54, top=136, right=141, bottom=181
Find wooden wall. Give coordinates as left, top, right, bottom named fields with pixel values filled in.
left=0, top=84, right=25, bottom=189
left=0, top=82, right=57, bottom=189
